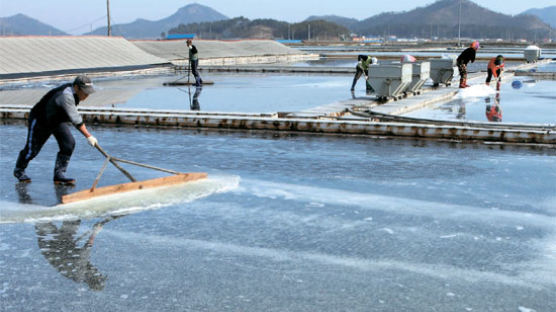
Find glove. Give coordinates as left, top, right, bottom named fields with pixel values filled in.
left=87, top=136, right=98, bottom=147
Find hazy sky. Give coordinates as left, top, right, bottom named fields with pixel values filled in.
left=1, top=0, right=554, bottom=34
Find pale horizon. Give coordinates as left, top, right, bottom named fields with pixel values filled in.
left=0, top=0, right=554, bottom=35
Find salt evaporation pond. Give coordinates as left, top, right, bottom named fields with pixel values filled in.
left=0, top=73, right=359, bottom=112
left=403, top=78, right=556, bottom=124
left=1, top=123, right=555, bottom=311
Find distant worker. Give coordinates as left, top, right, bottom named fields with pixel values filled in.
left=456, top=41, right=480, bottom=88
left=13, top=75, right=98, bottom=184
left=186, top=39, right=203, bottom=87
left=351, top=55, right=377, bottom=93
left=486, top=55, right=504, bottom=89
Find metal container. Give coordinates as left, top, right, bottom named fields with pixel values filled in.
left=368, top=64, right=412, bottom=100
left=524, top=45, right=541, bottom=63
left=429, top=57, right=456, bottom=87
left=404, top=61, right=430, bottom=94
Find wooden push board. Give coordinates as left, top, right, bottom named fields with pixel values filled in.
left=163, top=81, right=214, bottom=86
left=61, top=172, right=208, bottom=204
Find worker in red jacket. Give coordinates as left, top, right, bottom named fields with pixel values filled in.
left=456, top=41, right=479, bottom=88
left=486, top=55, right=505, bottom=89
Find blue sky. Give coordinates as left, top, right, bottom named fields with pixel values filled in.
left=1, top=0, right=554, bottom=34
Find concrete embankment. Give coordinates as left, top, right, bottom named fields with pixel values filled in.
left=1, top=105, right=554, bottom=145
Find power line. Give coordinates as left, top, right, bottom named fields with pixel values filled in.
left=63, top=15, right=107, bottom=34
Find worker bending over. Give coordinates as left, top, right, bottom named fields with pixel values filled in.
left=351, top=55, right=377, bottom=93
left=14, top=75, right=98, bottom=185
left=486, top=55, right=504, bottom=89
left=457, top=41, right=479, bottom=88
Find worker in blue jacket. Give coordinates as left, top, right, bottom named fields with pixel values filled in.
left=14, top=75, right=98, bottom=185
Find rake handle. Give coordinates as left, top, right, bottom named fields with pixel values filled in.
left=95, top=144, right=136, bottom=182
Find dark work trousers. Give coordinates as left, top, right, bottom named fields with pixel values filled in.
left=457, top=62, right=467, bottom=84
left=486, top=68, right=502, bottom=84
left=15, top=115, right=75, bottom=170
left=190, top=60, right=202, bottom=86
left=351, top=67, right=373, bottom=93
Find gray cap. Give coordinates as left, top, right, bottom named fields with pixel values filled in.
left=74, top=75, right=95, bottom=94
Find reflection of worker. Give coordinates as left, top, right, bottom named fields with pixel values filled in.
left=486, top=55, right=504, bottom=89
left=456, top=101, right=466, bottom=120
left=401, top=55, right=416, bottom=63
left=14, top=75, right=98, bottom=185
left=186, top=39, right=203, bottom=87
left=350, top=55, right=377, bottom=93
left=457, top=41, right=479, bottom=88
left=15, top=183, right=32, bottom=204
left=191, top=86, right=202, bottom=111
left=485, top=93, right=502, bottom=122
left=35, top=220, right=108, bottom=291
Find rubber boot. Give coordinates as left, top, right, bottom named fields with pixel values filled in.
left=463, top=78, right=470, bottom=88
left=365, top=80, right=374, bottom=94
left=14, top=168, right=31, bottom=183
left=14, top=152, right=31, bottom=182
left=53, top=153, right=75, bottom=185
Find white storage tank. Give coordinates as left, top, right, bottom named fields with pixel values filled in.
left=524, top=45, right=541, bottom=63
left=404, top=61, right=430, bottom=94
left=428, top=56, right=456, bottom=87
left=368, top=63, right=412, bottom=101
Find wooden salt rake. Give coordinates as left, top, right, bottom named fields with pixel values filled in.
left=61, top=145, right=207, bottom=204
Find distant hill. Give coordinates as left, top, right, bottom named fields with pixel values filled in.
left=168, top=17, right=350, bottom=40
left=350, top=0, right=551, bottom=40
left=305, top=15, right=359, bottom=30
left=0, top=14, right=67, bottom=36
left=521, top=6, right=556, bottom=28
left=86, top=3, right=228, bottom=39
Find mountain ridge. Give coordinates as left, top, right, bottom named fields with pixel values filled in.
left=0, top=13, right=68, bottom=36
left=85, top=3, right=228, bottom=39
left=520, top=6, right=556, bottom=28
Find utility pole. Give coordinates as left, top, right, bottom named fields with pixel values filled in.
left=457, top=0, right=462, bottom=47
left=288, top=24, right=291, bottom=40
left=107, top=0, right=112, bottom=36
left=307, top=24, right=310, bottom=41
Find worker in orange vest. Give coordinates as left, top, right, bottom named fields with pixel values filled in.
left=486, top=55, right=504, bottom=90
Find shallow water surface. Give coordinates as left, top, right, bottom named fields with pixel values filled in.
left=403, top=79, right=556, bottom=124
left=0, top=73, right=359, bottom=113
left=1, top=124, right=555, bottom=311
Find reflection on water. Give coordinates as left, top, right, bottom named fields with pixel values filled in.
left=15, top=181, right=125, bottom=291
left=485, top=93, right=502, bottom=122
left=177, top=86, right=202, bottom=111
left=405, top=79, right=556, bottom=123
left=35, top=220, right=107, bottom=291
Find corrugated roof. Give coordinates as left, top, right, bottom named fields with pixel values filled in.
left=132, top=39, right=305, bottom=61
left=0, top=36, right=169, bottom=77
